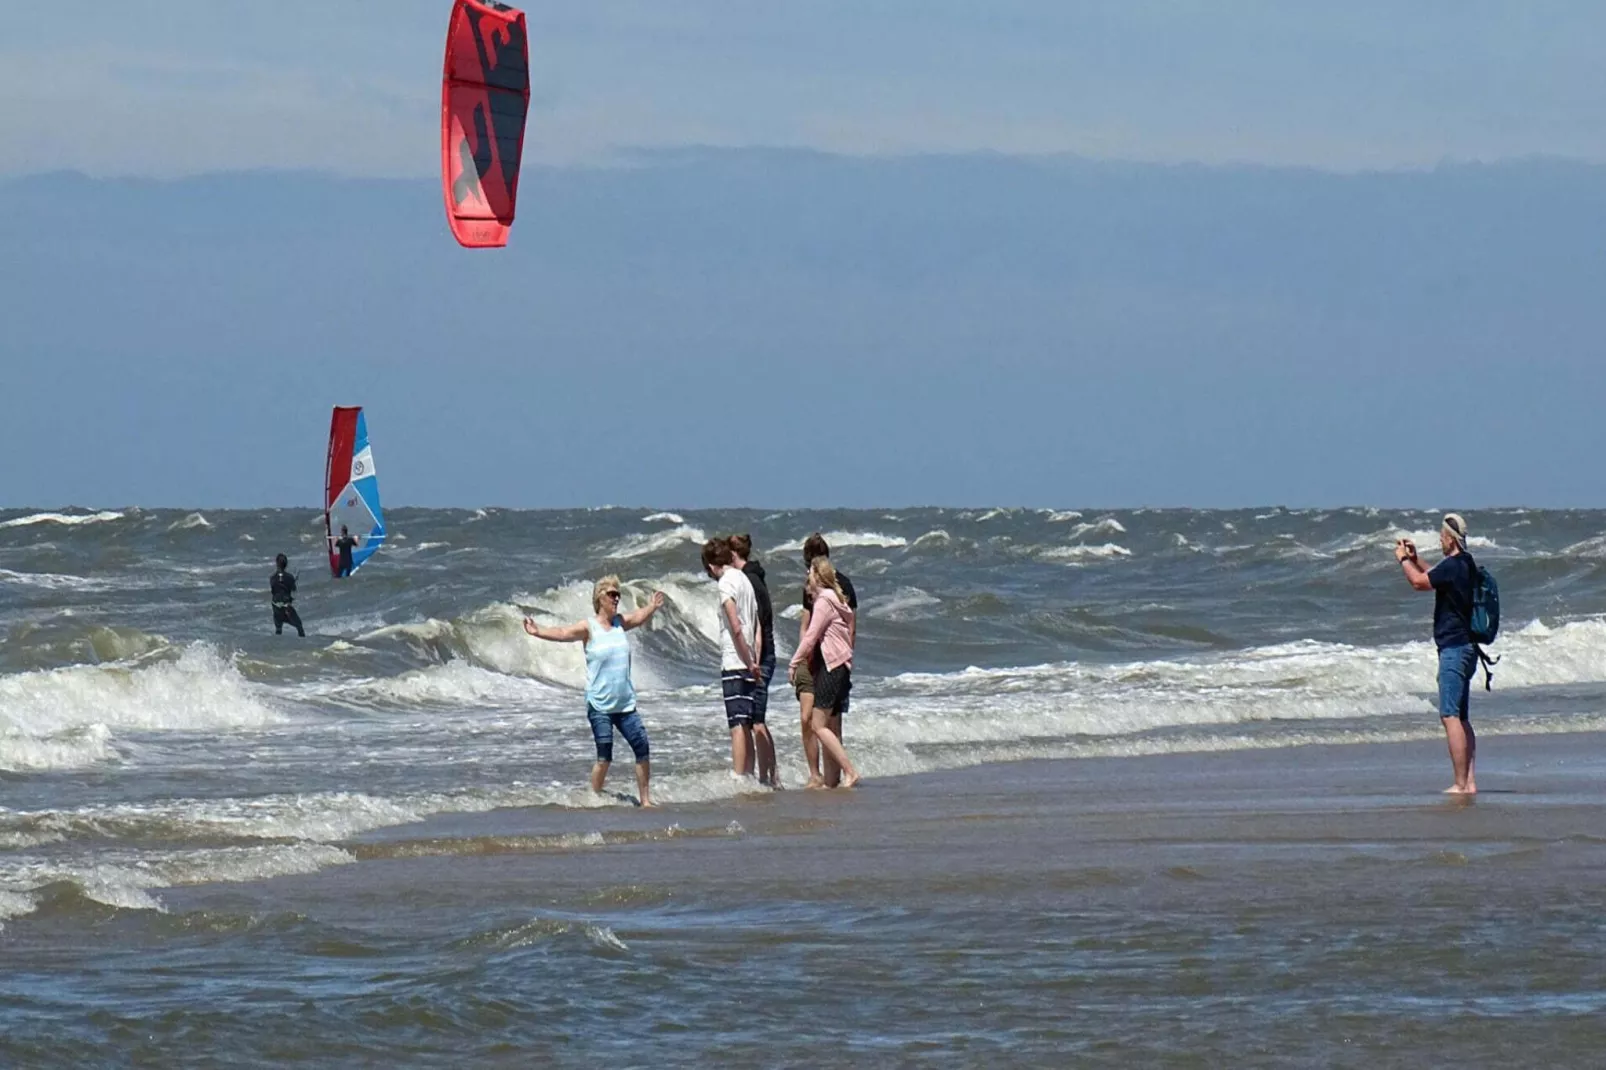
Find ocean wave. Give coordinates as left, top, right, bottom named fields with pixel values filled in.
left=1041, top=510, right=1084, bottom=522
left=868, top=617, right=1606, bottom=748
left=771, top=531, right=908, bottom=553
left=861, top=587, right=942, bottom=620
left=1331, top=527, right=1504, bottom=557
left=602, top=524, right=707, bottom=560
left=166, top=512, right=211, bottom=532
left=358, top=574, right=721, bottom=691
left=0, top=644, right=282, bottom=772
left=909, top=530, right=952, bottom=549
left=0, top=510, right=124, bottom=530
left=1040, top=543, right=1132, bottom=562
left=1066, top=517, right=1127, bottom=540
left=0, top=568, right=111, bottom=591
left=0, top=843, right=355, bottom=919
left=642, top=512, right=684, bottom=524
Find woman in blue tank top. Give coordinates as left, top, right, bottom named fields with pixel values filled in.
left=523, top=575, right=665, bottom=806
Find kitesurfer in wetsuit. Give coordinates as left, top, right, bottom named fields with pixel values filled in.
left=271, top=554, right=305, bottom=637
left=333, top=525, right=358, bottom=578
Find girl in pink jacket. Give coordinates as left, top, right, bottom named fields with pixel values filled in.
left=789, top=557, right=861, bottom=788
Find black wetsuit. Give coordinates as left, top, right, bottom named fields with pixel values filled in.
left=335, top=535, right=357, bottom=578
left=270, top=568, right=305, bottom=636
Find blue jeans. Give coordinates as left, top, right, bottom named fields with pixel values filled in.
left=587, top=706, right=649, bottom=763
left=1437, top=644, right=1477, bottom=720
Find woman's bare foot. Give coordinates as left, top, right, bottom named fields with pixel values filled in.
left=1443, top=785, right=1470, bottom=794
left=639, top=796, right=656, bottom=807
left=805, top=776, right=826, bottom=790
left=840, top=771, right=860, bottom=790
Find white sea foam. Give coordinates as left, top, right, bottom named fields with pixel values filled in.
left=1067, top=517, right=1127, bottom=540
left=603, top=525, right=707, bottom=560
left=0, top=568, right=110, bottom=591
left=771, top=531, right=908, bottom=553
left=642, top=512, right=684, bottom=524
left=910, top=530, right=952, bottom=549
left=0, top=510, right=124, bottom=529
left=868, top=617, right=1606, bottom=751
left=1041, top=543, right=1132, bottom=562
left=1334, top=527, right=1503, bottom=556
left=0, top=644, right=282, bottom=771
left=862, top=587, right=942, bottom=620
left=0, top=843, right=356, bottom=918
left=1041, top=510, right=1084, bottom=522
left=167, top=512, right=211, bottom=532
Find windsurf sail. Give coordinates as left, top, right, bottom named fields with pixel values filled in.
left=441, top=0, right=530, bottom=248
left=325, top=407, right=386, bottom=577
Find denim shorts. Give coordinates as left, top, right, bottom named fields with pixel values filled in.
left=1437, top=644, right=1477, bottom=720
left=587, top=706, right=649, bottom=763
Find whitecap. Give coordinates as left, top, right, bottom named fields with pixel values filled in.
left=771, top=531, right=907, bottom=553
left=166, top=512, right=211, bottom=532
left=0, top=510, right=124, bottom=529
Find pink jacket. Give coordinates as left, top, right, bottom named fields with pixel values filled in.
left=790, top=588, right=855, bottom=673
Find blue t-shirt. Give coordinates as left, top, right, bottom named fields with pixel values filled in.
left=1428, top=552, right=1475, bottom=650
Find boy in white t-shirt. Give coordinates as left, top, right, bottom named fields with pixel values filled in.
left=702, top=538, right=771, bottom=780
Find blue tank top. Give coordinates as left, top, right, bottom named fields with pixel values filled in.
left=584, top=616, right=635, bottom=714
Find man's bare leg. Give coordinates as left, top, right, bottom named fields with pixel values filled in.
left=754, top=724, right=779, bottom=787
left=1462, top=717, right=1477, bottom=794
left=590, top=760, right=609, bottom=794
left=1442, top=716, right=1474, bottom=794
left=730, top=725, right=754, bottom=778
left=634, top=760, right=654, bottom=807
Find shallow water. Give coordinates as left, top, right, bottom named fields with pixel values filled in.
left=3, top=506, right=1606, bottom=1063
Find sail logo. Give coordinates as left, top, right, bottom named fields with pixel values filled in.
left=350, top=447, right=376, bottom=483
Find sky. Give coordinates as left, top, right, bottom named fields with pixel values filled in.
left=2, top=1, right=1604, bottom=176
left=2, top=3, right=1604, bottom=508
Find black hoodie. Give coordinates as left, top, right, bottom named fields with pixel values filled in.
left=742, top=560, right=775, bottom=661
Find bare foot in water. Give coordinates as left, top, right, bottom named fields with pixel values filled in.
left=1443, top=785, right=1472, bottom=794
left=840, top=772, right=860, bottom=790
left=805, top=777, right=826, bottom=790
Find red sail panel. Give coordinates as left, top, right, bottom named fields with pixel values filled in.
left=441, top=0, right=530, bottom=249
left=325, top=406, right=359, bottom=574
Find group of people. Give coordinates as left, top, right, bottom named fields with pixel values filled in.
left=272, top=513, right=1496, bottom=804
left=523, top=532, right=862, bottom=807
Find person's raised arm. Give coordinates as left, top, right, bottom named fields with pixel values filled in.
left=524, top=617, right=590, bottom=642
left=622, top=591, right=665, bottom=630
left=1395, top=540, right=1433, bottom=592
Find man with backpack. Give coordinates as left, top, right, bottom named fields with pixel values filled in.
left=1396, top=512, right=1497, bottom=795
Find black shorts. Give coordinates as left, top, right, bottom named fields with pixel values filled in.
left=814, top=664, right=852, bottom=714
left=721, top=670, right=761, bottom=728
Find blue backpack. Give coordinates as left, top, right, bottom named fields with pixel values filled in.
left=1461, top=554, right=1500, bottom=688
left=1468, top=562, right=1500, bottom=645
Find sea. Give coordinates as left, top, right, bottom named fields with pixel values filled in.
left=3, top=505, right=1606, bottom=1065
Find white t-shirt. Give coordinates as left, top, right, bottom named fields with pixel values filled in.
left=717, top=567, right=760, bottom=672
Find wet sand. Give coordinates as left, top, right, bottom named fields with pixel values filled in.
left=14, top=732, right=1606, bottom=1066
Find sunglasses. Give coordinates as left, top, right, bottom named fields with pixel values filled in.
left=604, top=590, right=622, bottom=599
